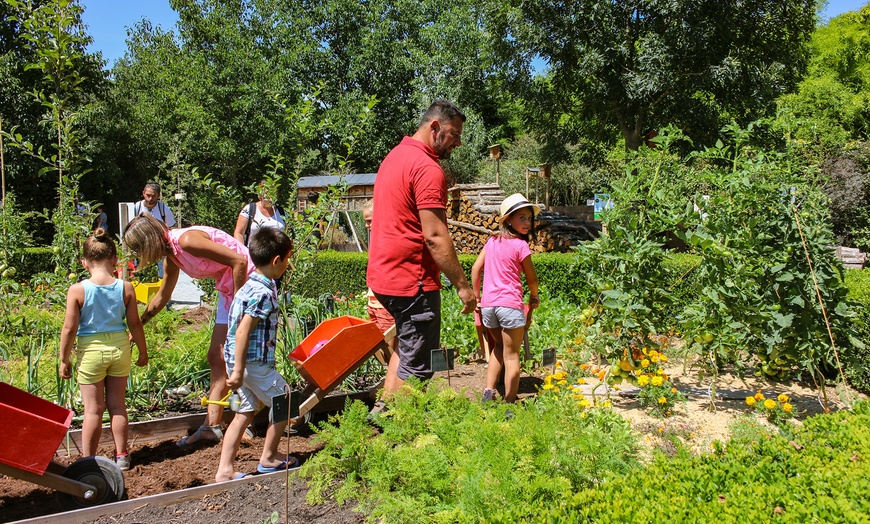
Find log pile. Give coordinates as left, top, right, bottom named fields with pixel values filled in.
left=446, top=184, right=600, bottom=254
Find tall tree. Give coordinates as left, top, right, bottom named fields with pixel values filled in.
left=1, top=0, right=103, bottom=240
left=777, top=4, right=870, bottom=149
left=496, top=0, right=817, bottom=150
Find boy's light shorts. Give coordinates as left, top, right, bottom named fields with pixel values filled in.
left=481, top=306, right=526, bottom=330
left=226, top=361, right=288, bottom=414
left=75, top=331, right=131, bottom=384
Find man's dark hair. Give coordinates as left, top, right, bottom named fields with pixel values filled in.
left=420, top=100, right=466, bottom=127
left=144, top=182, right=161, bottom=195
left=248, top=227, right=292, bottom=267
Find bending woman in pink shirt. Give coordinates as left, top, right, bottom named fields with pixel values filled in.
left=471, top=194, right=540, bottom=403
left=124, top=214, right=254, bottom=445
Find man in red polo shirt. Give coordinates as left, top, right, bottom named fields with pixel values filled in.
left=367, top=100, right=477, bottom=401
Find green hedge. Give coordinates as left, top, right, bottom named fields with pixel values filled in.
left=292, top=251, right=703, bottom=304
left=290, top=251, right=370, bottom=298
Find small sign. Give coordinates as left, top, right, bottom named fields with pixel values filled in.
left=270, top=390, right=301, bottom=424
left=586, top=199, right=595, bottom=206
left=593, top=194, right=613, bottom=221
left=541, top=348, right=557, bottom=369
left=174, top=192, right=186, bottom=200
left=431, top=348, right=455, bottom=372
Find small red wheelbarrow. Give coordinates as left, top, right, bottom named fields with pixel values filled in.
left=285, top=316, right=390, bottom=427
left=0, top=382, right=125, bottom=510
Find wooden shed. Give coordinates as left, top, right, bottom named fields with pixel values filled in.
left=296, top=173, right=377, bottom=212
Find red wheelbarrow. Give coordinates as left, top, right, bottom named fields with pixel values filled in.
left=0, top=382, right=125, bottom=511
left=285, top=315, right=391, bottom=427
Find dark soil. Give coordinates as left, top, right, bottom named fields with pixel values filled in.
left=0, top=361, right=505, bottom=524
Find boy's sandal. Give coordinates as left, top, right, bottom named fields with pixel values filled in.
left=177, top=424, right=223, bottom=447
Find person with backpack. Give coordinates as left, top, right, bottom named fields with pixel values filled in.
left=233, top=180, right=285, bottom=247
left=134, top=182, right=176, bottom=228
left=134, top=182, right=176, bottom=278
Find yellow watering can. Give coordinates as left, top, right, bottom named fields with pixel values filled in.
left=200, top=390, right=242, bottom=412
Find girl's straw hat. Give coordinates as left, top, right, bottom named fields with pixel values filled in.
left=499, top=193, right=540, bottom=224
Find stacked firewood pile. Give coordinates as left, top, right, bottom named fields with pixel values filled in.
left=446, top=183, right=600, bottom=254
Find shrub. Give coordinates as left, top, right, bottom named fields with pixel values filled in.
left=488, top=402, right=870, bottom=523
left=843, top=268, right=870, bottom=393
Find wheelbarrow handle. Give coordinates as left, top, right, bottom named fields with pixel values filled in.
left=200, top=390, right=240, bottom=411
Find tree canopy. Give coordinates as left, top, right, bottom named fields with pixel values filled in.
left=499, top=0, right=818, bottom=150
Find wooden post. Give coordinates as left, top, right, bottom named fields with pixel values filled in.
left=541, top=164, right=552, bottom=210
left=489, top=144, right=501, bottom=186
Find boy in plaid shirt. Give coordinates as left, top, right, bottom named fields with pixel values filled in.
left=215, top=227, right=295, bottom=482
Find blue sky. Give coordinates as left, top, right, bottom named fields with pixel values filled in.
left=81, top=0, right=869, bottom=67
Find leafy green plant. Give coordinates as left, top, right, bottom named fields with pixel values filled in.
left=4, top=0, right=96, bottom=276
left=301, top=380, right=638, bottom=523
left=489, top=401, right=870, bottom=523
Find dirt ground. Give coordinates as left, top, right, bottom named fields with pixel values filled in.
left=1, top=355, right=862, bottom=523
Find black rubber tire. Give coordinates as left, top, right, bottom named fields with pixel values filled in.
left=56, top=456, right=125, bottom=510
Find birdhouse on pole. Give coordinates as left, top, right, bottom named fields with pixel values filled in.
left=489, top=144, right=502, bottom=185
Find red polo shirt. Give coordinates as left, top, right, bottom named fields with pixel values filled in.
left=367, top=136, right=447, bottom=296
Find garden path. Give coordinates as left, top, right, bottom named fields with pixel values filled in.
left=169, top=270, right=204, bottom=308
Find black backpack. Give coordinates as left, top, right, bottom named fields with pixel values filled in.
left=243, top=202, right=285, bottom=245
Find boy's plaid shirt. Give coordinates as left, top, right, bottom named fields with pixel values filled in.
left=224, top=272, right=279, bottom=365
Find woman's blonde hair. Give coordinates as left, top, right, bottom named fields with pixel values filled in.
left=123, top=214, right=170, bottom=267
left=82, top=228, right=117, bottom=262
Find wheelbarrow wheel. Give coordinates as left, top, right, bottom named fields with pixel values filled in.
left=56, top=456, right=125, bottom=510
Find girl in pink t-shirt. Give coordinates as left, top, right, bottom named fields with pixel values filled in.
left=123, top=214, right=254, bottom=446
left=471, top=194, right=540, bottom=403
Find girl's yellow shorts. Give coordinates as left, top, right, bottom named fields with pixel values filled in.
left=75, top=331, right=131, bottom=385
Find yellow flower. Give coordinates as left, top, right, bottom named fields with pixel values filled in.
left=660, top=355, right=668, bottom=363
left=557, top=380, right=569, bottom=386
left=556, top=360, right=564, bottom=369
left=754, top=391, right=764, bottom=401
left=658, top=396, right=667, bottom=405
left=651, top=376, right=664, bottom=387
left=577, top=378, right=587, bottom=385
left=572, top=386, right=582, bottom=393
left=777, top=393, right=790, bottom=403
left=572, top=393, right=585, bottom=400
left=764, top=399, right=776, bottom=410
left=543, top=383, right=554, bottom=390
left=555, top=371, right=568, bottom=381
left=642, top=347, right=649, bottom=355
left=746, top=396, right=756, bottom=406
left=637, top=375, right=650, bottom=386
left=553, top=386, right=560, bottom=393
left=641, top=359, right=651, bottom=368
left=578, top=399, right=590, bottom=408
left=671, top=388, right=678, bottom=394
left=783, top=403, right=793, bottom=413
left=544, top=375, right=553, bottom=385
left=656, top=369, right=665, bottom=376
